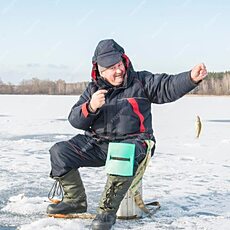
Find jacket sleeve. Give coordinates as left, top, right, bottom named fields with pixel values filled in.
left=139, top=70, right=198, bottom=104
left=68, top=84, right=100, bottom=130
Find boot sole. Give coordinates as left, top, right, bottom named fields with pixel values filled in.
left=48, top=213, right=95, bottom=219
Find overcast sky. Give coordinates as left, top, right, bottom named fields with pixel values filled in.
left=0, top=0, right=229, bottom=84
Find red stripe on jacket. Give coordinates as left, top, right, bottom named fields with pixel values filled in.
left=82, top=102, right=89, bottom=118
left=127, top=98, right=146, bottom=132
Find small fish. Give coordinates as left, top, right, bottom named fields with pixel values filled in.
left=195, top=115, right=202, bottom=138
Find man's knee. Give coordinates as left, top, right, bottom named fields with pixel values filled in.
left=49, top=141, right=68, bottom=162
left=49, top=141, right=75, bottom=177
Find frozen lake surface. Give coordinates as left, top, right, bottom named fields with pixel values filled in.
left=0, top=95, right=230, bottom=230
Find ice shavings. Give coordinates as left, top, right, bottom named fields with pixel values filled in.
left=2, top=194, right=47, bottom=215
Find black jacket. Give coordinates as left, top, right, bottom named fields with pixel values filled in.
left=68, top=54, right=198, bottom=142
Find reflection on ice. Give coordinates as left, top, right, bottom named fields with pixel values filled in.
left=205, top=119, right=230, bottom=123
left=4, top=134, right=73, bottom=142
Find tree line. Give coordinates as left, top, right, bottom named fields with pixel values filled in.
left=191, top=71, right=230, bottom=95
left=0, top=78, right=88, bottom=95
left=0, top=71, right=230, bottom=95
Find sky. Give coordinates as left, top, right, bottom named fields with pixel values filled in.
left=0, top=0, right=229, bottom=84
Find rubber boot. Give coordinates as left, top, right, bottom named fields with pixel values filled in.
left=91, top=175, right=134, bottom=230
left=47, top=169, right=87, bottom=214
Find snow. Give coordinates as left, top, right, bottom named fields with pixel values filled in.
left=0, top=95, right=230, bottom=230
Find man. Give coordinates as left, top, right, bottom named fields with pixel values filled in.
left=47, top=39, right=207, bottom=230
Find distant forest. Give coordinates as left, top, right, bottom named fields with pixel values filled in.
left=0, top=71, right=230, bottom=95
left=191, top=71, right=230, bottom=95
left=0, top=79, right=88, bottom=95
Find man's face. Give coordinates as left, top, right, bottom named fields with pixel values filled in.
left=100, top=61, right=126, bottom=86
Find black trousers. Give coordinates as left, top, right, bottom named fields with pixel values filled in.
left=49, top=134, right=151, bottom=177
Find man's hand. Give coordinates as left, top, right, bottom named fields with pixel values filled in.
left=191, top=63, right=208, bottom=83
left=89, top=89, right=108, bottom=112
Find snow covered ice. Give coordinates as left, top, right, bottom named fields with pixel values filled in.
left=0, top=95, right=230, bottom=230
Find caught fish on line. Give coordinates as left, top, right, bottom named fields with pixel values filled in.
left=195, top=115, right=202, bottom=138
